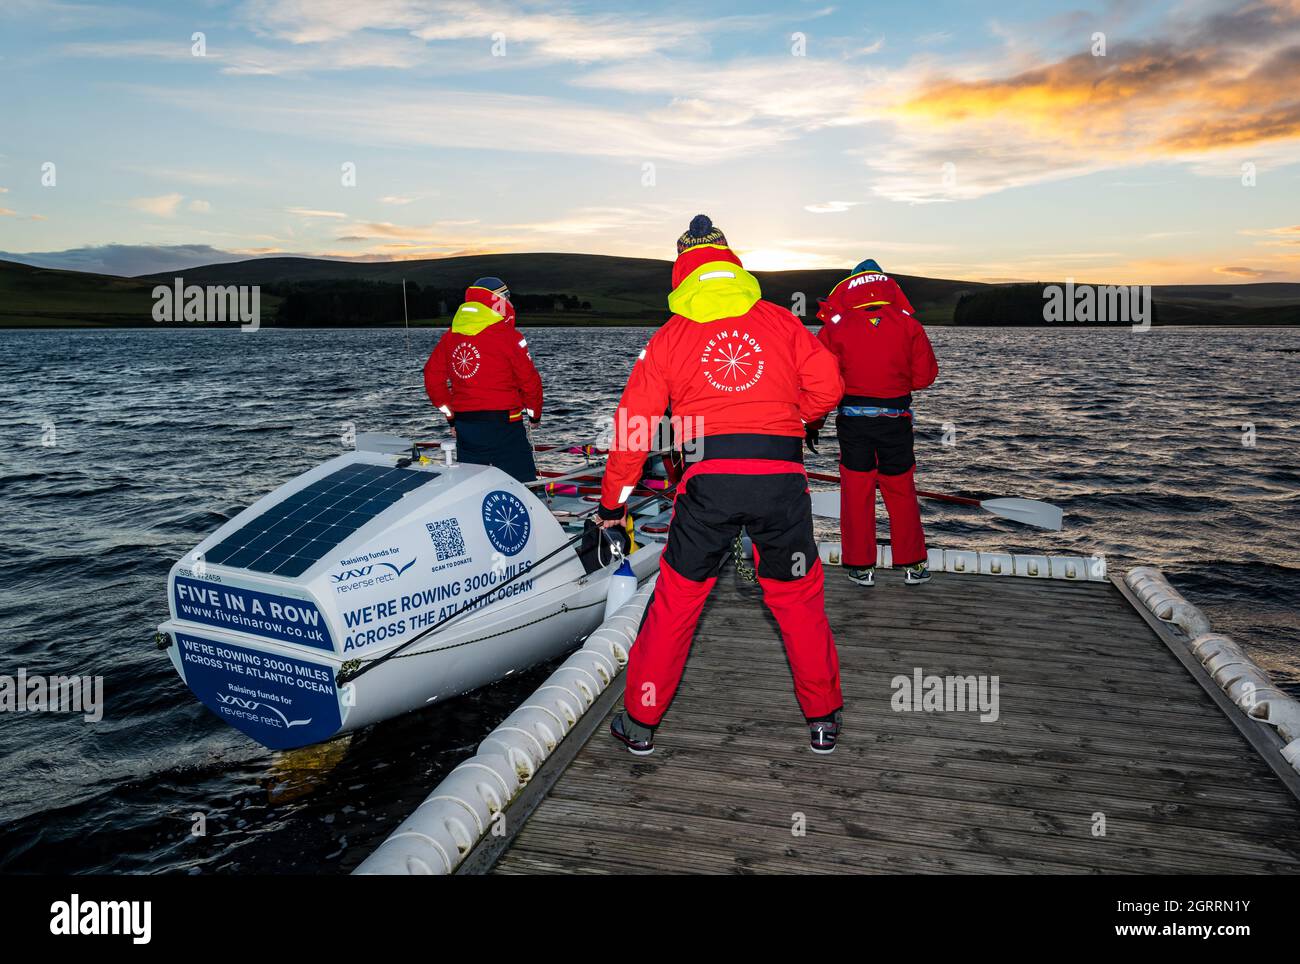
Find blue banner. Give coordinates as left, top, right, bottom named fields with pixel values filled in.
left=173, top=577, right=333, bottom=651
left=176, top=632, right=343, bottom=750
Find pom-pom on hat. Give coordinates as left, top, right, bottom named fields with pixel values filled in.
left=677, top=214, right=728, bottom=254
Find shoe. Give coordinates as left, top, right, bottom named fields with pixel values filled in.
left=808, top=710, right=842, bottom=755
left=610, top=712, right=654, bottom=755
left=903, top=562, right=931, bottom=585
left=846, top=566, right=875, bottom=587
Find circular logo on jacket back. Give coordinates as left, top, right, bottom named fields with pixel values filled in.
left=451, top=343, right=481, bottom=379
left=700, top=329, right=764, bottom=392
left=481, top=490, right=530, bottom=556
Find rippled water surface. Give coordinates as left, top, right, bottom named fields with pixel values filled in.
left=0, top=326, right=1297, bottom=873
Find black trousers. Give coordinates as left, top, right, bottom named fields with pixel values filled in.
left=455, top=418, right=536, bottom=483
left=664, top=471, right=818, bottom=582
left=836, top=413, right=916, bottom=475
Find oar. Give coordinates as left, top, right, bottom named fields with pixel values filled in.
left=806, top=472, right=1063, bottom=531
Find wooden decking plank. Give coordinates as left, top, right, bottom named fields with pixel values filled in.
left=485, top=570, right=1300, bottom=875
left=542, top=771, right=1300, bottom=871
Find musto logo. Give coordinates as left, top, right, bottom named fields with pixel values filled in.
left=482, top=490, right=531, bottom=556
left=452, top=342, right=481, bottom=379
left=700, top=329, right=764, bottom=392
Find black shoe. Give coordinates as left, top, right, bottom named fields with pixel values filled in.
left=808, top=710, right=842, bottom=755
left=846, top=566, right=875, bottom=587
left=903, top=562, right=931, bottom=585
left=610, top=712, right=654, bottom=755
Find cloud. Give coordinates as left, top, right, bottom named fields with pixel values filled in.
left=142, top=85, right=788, bottom=163
left=1214, top=265, right=1283, bottom=278
left=804, top=201, right=862, bottom=214
left=286, top=207, right=348, bottom=219
left=864, top=0, right=1300, bottom=201
left=126, top=193, right=184, bottom=217
left=188, top=199, right=212, bottom=213
left=0, top=207, right=15, bottom=217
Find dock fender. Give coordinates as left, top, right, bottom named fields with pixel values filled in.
left=1124, top=567, right=1212, bottom=636
left=423, top=768, right=509, bottom=834
left=404, top=798, right=479, bottom=854
left=584, top=625, right=633, bottom=667
left=480, top=731, right=545, bottom=781
left=1250, top=698, right=1300, bottom=745
left=944, top=550, right=979, bottom=574
left=978, top=551, right=1015, bottom=576
left=462, top=753, right=521, bottom=799
left=561, top=649, right=615, bottom=691
left=358, top=830, right=456, bottom=876
left=1049, top=556, right=1092, bottom=580
left=1282, top=739, right=1300, bottom=772
left=530, top=684, right=585, bottom=727
left=1014, top=554, right=1051, bottom=578
left=1220, top=668, right=1280, bottom=709
left=1190, top=633, right=1243, bottom=663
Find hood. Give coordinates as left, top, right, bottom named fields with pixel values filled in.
left=822, top=271, right=907, bottom=313
left=462, top=285, right=516, bottom=327
left=667, top=244, right=762, bottom=323
left=450, top=299, right=506, bottom=335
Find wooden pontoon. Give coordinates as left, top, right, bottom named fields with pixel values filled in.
left=457, top=567, right=1300, bottom=875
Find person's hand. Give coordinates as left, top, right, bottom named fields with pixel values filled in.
left=804, top=424, right=820, bottom=454
left=596, top=503, right=627, bottom=528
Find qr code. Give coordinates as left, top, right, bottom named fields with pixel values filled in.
left=426, top=518, right=467, bottom=561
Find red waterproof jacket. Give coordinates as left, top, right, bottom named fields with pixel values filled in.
left=423, top=286, right=543, bottom=419
left=600, top=244, right=843, bottom=511
left=816, top=302, right=938, bottom=400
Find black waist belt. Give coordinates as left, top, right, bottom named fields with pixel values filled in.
left=682, top=433, right=803, bottom=464
left=454, top=409, right=516, bottom=423
left=842, top=393, right=912, bottom=409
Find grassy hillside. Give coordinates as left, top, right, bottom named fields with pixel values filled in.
left=2, top=253, right=1297, bottom=327
left=0, top=259, right=283, bottom=328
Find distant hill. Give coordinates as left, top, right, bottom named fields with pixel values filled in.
left=1, top=253, right=1296, bottom=327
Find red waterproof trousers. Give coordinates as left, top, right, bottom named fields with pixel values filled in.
left=624, top=459, right=843, bottom=727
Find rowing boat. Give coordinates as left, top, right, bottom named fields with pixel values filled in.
left=154, top=433, right=663, bottom=750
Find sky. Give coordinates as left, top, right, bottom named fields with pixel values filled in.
left=1, top=0, right=1298, bottom=283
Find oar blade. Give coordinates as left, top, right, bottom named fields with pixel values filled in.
left=810, top=489, right=842, bottom=519
left=980, top=497, right=1063, bottom=531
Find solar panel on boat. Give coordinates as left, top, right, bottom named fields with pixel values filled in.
left=202, top=463, right=437, bottom=577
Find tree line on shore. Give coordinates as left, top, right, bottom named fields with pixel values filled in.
left=269, top=280, right=593, bottom=326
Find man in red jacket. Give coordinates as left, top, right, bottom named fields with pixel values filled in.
left=598, top=215, right=847, bottom=756
left=814, top=265, right=939, bottom=586
left=424, top=277, right=543, bottom=483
